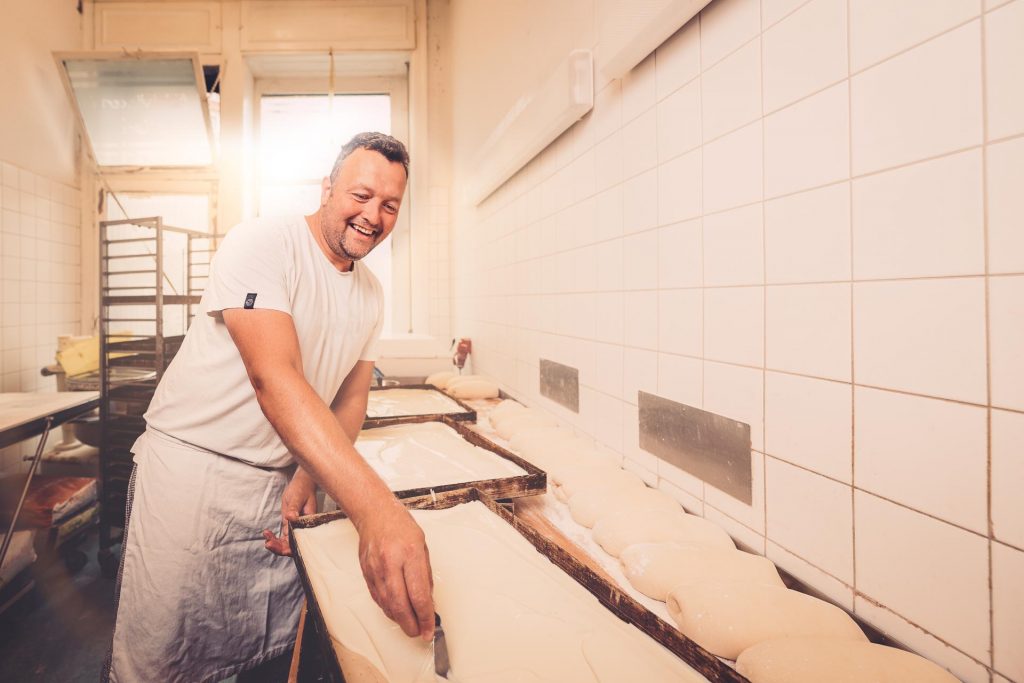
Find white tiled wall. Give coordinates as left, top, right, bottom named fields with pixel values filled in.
left=451, top=1, right=1024, bottom=679
left=0, top=160, right=82, bottom=471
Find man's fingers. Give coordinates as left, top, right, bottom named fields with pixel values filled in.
left=262, top=528, right=293, bottom=557
left=403, top=556, right=435, bottom=641
left=382, top=556, right=420, bottom=637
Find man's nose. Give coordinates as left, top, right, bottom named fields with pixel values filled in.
left=361, top=200, right=382, bottom=227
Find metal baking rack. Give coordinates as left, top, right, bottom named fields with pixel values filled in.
left=97, top=216, right=218, bottom=576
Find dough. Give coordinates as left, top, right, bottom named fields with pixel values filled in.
left=489, top=399, right=526, bottom=420
left=593, top=508, right=735, bottom=557
left=355, top=421, right=525, bottom=491
left=735, top=637, right=959, bottom=683
left=425, top=370, right=457, bottom=389
left=555, top=464, right=639, bottom=502
left=619, top=542, right=783, bottom=601
left=366, top=388, right=467, bottom=418
left=492, top=411, right=558, bottom=440
left=666, top=582, right=867, bottom=660
left=446, top=378, right=500, bottom=400
left=508, top=426, right=571, bottom=453
left=294, top=501, right=709, bottom=683
left=569, top=483, right=680, bottom=529
left=518, top=438, right=617, bottom=483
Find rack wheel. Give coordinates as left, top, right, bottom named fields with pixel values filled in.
left=99, top=550, right=119, bottom=579
left=64, top=549, right=88, bottom=574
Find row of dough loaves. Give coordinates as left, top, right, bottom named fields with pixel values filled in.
left=489, top=398, right=958, bottom=683
left=425, top=371, right=500, bottom=399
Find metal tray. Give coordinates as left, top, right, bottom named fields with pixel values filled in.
left=363, top=384, right=477, bottom=427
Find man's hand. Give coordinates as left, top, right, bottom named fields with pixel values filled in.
left=263, top=471, right=318, bottom=557
left=355, top=501, right=435, bottom=641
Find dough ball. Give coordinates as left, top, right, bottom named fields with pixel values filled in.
left=425, top=370, right=457, bottom=389
left=570, top=483, right=680, bottom=529
left=492, top=411, right=558, bottom=440
left=508, top=426, right=571, bottom=453
left=446, top=378, right=500, bottom=400
left=619, top=542, right=783, bottom=601
left=735, top=637, right=959, bottom=683
left=666, top=582, right=866, bottom=660
left=593, top=508, right=734, bottom=557
left=557, top=464, right=641, bottom=501
left=489, top=399, right=526, bottom=420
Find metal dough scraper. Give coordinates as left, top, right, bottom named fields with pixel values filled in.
left=433, top=612, right=451, bottom=678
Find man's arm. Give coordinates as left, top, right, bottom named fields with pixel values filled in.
left=222, top=308, right=434, bottom=640
left=332, top=359, right=374, bottom=440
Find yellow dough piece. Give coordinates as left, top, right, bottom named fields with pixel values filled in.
left=619, top=542, right=783, bottom=600
left=593, top=508, right=735, bottom=557
left=570, top=483, right=680, bottom=529
left=425, top=370, right=458, bottom=389
left=667, top=582, right=867, bottom=660
left=735, top=637, right=960, bottom=683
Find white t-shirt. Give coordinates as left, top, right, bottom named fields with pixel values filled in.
left=143, top=215, right=384, bottom=468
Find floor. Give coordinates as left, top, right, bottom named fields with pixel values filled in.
left=0, top=530, right=116, bottom=682
left=0, top=530, right=295, bottom=683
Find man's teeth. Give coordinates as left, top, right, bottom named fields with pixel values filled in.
left=350, top=223, right=374, bottom=237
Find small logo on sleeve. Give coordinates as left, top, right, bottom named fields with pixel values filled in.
left=244, top=293, right=257, bottom=309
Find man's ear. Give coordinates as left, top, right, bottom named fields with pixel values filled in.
left=320, top=177, right=332, bottom=206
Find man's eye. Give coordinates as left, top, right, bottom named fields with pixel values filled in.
left=384, top=204, right=398, bottom=214
left=353, top=193, right=369, bottom=201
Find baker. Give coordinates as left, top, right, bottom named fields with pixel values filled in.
left=104, top=132, right=435, bottom=682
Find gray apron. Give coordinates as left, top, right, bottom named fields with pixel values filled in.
left=106, top=428, right=303, bottom=683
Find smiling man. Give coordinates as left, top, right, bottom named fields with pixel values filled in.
left=104, top=133, right=435, bottom=683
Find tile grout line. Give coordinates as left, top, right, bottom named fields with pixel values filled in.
left=759, top=0, right=769, bottom=556
left=696, top=7, right=707, bottom=512
left=979, top=6, right=996, bottom=677
left=845, top=0, right=858, bottom=600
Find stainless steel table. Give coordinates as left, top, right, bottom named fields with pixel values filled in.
left=0, top=392, right=101, bottom=568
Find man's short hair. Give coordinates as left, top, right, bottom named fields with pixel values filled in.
left=329, top=132, right=410, bottom=181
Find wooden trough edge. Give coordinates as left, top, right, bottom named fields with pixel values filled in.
left=289, top=487, right=749, bottom=683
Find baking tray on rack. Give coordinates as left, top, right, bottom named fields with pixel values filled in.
left=363, top=384, right=477, bottom=427
left=288, top=487, right=749, bottom=683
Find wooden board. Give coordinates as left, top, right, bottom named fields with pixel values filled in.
left=289, top=488, right=749, bottom=683
left=363, top=384, right=476, bottom=427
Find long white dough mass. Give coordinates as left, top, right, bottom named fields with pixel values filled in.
left=355, top=422, right=526, bottom=491
left=294, top=502, right=710, bottom=683
left=366, top=388, right=468, bottom=418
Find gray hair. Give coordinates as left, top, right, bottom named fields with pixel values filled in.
left=329, top=132, right=409, bottom=181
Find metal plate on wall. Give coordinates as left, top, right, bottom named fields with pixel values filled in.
left=638, top=391, right=752, bottom=504
left=539, top=359, right=579, bottom=413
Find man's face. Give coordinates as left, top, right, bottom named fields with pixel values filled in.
left=318, top=147, right=407, bottom=267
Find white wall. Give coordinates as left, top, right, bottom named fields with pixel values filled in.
left=0, top=0, right=84, bottom=471
left=0, top=0, right=82, bottom=184
left=447, top=0, right=1024, bottom=681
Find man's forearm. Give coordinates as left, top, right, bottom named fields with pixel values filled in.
left=252, top=367, right=397, bottom=526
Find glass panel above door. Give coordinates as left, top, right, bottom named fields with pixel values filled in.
left=56, top=53, right=214, bottom=167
